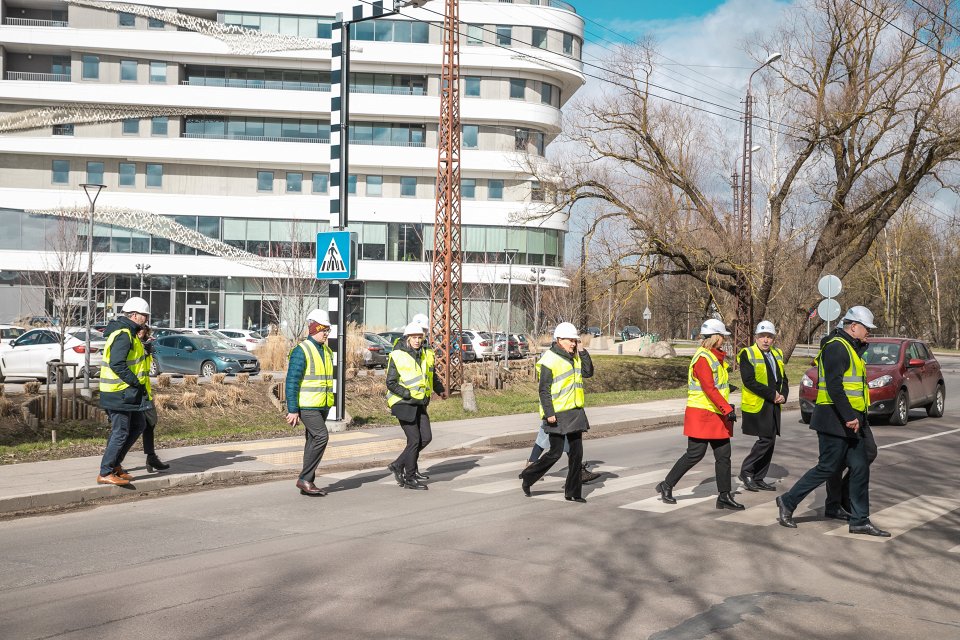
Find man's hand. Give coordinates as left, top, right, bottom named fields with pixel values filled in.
left=775, top=393, right=786, bottom=404
left=845, top=418, right=860, bottom=433
left=546, top=415, right=557, bottom=424
left=286, top=412, right=300, bottom=427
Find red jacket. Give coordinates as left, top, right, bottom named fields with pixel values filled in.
left=683, top=348, right=734, bottom=440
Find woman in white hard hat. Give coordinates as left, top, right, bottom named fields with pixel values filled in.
left=519, top=321, right=594, bottom=502
left=385, top=321, right=445, bottom=490
left=656, top=318, right=745, bottom=510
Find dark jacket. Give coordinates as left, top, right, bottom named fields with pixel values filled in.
left=285, top=336, right=331, bottom=414
left=386, top=341, right=445, bottom=422
left=539, top=343, right=594, bottom=436
left=810, top=327, right=867, bottom=438
left=739, top=346, right=789, bottom=437
left=99, top=315, right=147, bottom=412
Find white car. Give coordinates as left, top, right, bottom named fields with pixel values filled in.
left=178, top=328, right=249, bottom=351
left=461, top=330, right=495, bottom=360
left=217, top=329, right=265, bottom=351
left=0, top=325, right=25, bottom=348
left=0, top=327, right=105, bottom=382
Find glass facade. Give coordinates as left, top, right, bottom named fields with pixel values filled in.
left=351, top=19, right=430, bottom=43
left=184, top=116, right=329, bottom=143
left=221, top=12, right=333, bottom=39
left=184, top=65, right=331, bottom=91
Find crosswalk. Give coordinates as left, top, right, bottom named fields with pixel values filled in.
left=315, top=453, right=960, bottom=548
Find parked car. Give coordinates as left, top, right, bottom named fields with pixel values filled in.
left=492, top=333, right=522, bottom=360
left=462, top=330, right=495, bottom=359
left=179, top=327, right=249, bottom=351
left=218, top=329, right=265, bottom=352
left=378, top=331, right=404, bottom=347
left=0, top=327, right=104, bottom=382
left=360, top=337, right=389, bottom=369
left=513, top=334, right=531, bottom=357
left=585, top=326, right=602, bottom=337
left=799, top=337, right=945, bottom=426
left=620, top=325, right=643, bottom=341
left=152, top=327, right=187, bottom=340
left=455, top=333, right=478, bottom=362
left=0, top=325, right=25, bottom=348
left=151, top=335, right=260, bottom=377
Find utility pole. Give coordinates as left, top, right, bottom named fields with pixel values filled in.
left=136, top=263, right=151, bottom=296
left=579, top=235, right=587, bottom=333
left=530, top=267, right=545, bottom=339
left=80, top=183, right=104, bottom=397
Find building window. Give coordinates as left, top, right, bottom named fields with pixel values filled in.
left=532, top=27, right=547, bottom=49
left=312, top=173, right=329, bottom=193
left=122, top=118, right=140, bottom=135
left=515, top=128, right=529, bottom=151
left=462, top=178, right=476, bottom=199
left=119, top=162, right=136, bottom=187
left=52, top=124, right=74, bottom=136
left=148, top=17, right=165, bottom=28
left=510, top=78, right=525, bottom=99
left=151, top=117, right=168, bottom=136
left=146, top=163, right=163, bottom=188
left=257, top=171, right=274, bottom=192
left=467, top=24, right=483, bottom=45
left=51, top=160, right=70, bottom=184
left=81, top=55, right=99, bottom=80
left=149, top=61, right=167, bottom=84
left=86, top=161, right=105, bottom=185
left=563, top=32, right=573, bottom=56
left=541, top=83, right=553, bottom=105
left=465, top=76, right=480, bottom=97
left=286, top=172, right=303, bottom=193
left=488, top=179, right=503, bottom=200
left=463, top=125, right=479, bottom=149
left=531, top=180, right=544, bottom=202
left=496, top=25, right=511, bottom=46
left=348, top=174, right=357, bottom=194
left=51, top=56, right=70, bottom=76
left=120, top=59, right=138, bottom=82
left=366, top=175, right=383, bottom=197
left=118, top=12, right=135, bottom=27
left=400, top=176, right=417, bottom=197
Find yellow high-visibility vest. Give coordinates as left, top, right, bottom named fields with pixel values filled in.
left=386, top=348, right=435, bottom=408
left=738, top=344, right=784, bottom=414
left=536, top=349, right=584, bottom=418
left=687, top=347, right=729, bottom=414
left=816, top=337, right=869, bottom=412
left=296, top=339, right=334, bottom=409
left=100, top=328, right=151, bottom=399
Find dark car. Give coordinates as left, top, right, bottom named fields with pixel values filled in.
left=152, top=335, right=260, bottom=377
left=361, top=334, right=391, bottom=369
left=585, top=326, right=602, bottom=337
left=799, top=337, right=945, bottom=425
left=378, top=331, right=404, bottom=347
left=512, top=334, right=531, bottom=357
left=620, top=325, right=643, bottom=341
left=493, top=333, right=522, bottom=360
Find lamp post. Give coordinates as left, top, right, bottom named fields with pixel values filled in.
left=503, top=249, right=518, bottom=370
left=530, top=267, right=545, bottom=340
left=80, top=183, right=104, bottom=396
left=136, top=263, right=151, bottom=296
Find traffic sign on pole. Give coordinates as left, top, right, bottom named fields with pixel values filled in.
left=316, top=231, right=356, bottom=280
left=817, top=274, right=842, bottom=298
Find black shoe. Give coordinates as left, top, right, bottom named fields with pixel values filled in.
left=388, top=463, right=404, bottom=486
left=716, top=492, right=745, bottom=510
left=824, top=506, right=853, bottom=521
left=738, top=473, right=760, bottom=492
left=754, top=479, right=777, bottom=491
left=849, top=522, right=891, bottom=537
left=655, top=481, right=677, bottom=504
left=565, top=496, right=587, bottom=503
left=145, top=454, right=170, bottom=472
left=580, top=464, right=602, bottom=484
left=776, top=496, right=797, bottom=528
left=296, top=479, right=326, bottom=496
left=521, top=479, right=532, bottom=497
left=402, top=476, right=428, bottom=490
left=412, top=471, right=430, bottom=481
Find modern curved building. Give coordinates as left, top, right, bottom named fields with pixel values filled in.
left=0, top=0, right=583, bottom=332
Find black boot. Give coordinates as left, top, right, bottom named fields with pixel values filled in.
left=655, top=481, right=677, bottom=504
left=146, top=454, right=169, bottom=472
left=402, top=476, right=428, bottom=490
left=716, top=492, right=745, bottom=510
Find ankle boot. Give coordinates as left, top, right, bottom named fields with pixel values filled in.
left=655, top=481, right=677, bottom=504
left=146, top=454, right=170, bottom=472
left=716, top=491, right=745, bottom=510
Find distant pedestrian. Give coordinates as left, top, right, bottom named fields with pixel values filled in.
left=519, top=322, right=594, bottom=503
left=386, top=322, right=445, bottom=490
left=97, top=297, right=152, bottom=486
left=286, top=309, right=335, bottom=497
left=656, top=319, right=744, bottom=510
left=737, top=320, right=787, bottom=492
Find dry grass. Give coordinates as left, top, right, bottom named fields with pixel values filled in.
left=345, top=321, right=369, bottom=371
left=0, top=384, right=4, bottom=397
left=156, top=373, right=172, bottom=389
left=257, top=334, right=292, bottom=371
left=211, top=373, right=227, bottom=385
left=23, top=381, right=41, bottom=395
left=154, top=394, right=176, bottom=410
left=181, top=391, right=200, bottom=408
left=0, top=398, right=13, bottom=417
left=261, top=373, right=274, bottom=383
left=226, top=386, right=246, bottom=405
left=183, top=375, right=199, bottom=387
left=236, top=373, right=250, bottom=385
left=202, top=388, right=223, bottom=407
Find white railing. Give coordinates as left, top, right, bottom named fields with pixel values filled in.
left=5, top=71, right=71, bottom=82
left=3, top=17, right=69, bottom=27
left=349, top=86, right=427, bottom=96
left=349, top=139, right=427, bottom=148
left=181, top=79, right=331, bottom=92
left=182, top=133, right=329, bottom=144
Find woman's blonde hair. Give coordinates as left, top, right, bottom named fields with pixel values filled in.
left=700, top=334, right=724, bottom=350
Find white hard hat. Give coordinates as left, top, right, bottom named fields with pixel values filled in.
left=403, top=322, right=425, bottom=336
left=755, top=320, right=777, bottom=336
left=306, top=309, right=331, bottom=327
left=121, top=297, right=150, bottom=315
left=553, top=322, right=580, bottom=340
left=842, top=305, right=876, bottom=329
left=411, top=313, right=429, bottom=329
left=700, top=318, right=731, bottom=336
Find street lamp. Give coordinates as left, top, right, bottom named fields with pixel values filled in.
left=136, top=263, right=151, bottom=296
left=80, top=183, right=105, bottom=396
left=530, top=267, right=546, bottom=339
left=503, top=249, right=518, bottom=370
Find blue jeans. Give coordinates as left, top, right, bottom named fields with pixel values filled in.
left=99, top=411, right=146, bottom=476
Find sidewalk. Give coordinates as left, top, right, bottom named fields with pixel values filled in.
left=0, top=387, right=800, bottom=515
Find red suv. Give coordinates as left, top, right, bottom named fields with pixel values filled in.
left=799, top=337, right=945, bottom=425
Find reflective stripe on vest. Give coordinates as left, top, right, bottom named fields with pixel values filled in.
left=535, top=349, right=584, bottom=418
left=815, top=337, right=869, bottom=412
left=296, top=339, right=334, bottom=409
left=738, top=344, right=784, bottom=414
left=687, top=347, right=729, bottom=414
left=99, top=327, right=151, bottom=399
left=386, top=349, right=435, bottom=408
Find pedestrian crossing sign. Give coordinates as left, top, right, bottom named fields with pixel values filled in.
left=316, top=231, right=355, bottom=280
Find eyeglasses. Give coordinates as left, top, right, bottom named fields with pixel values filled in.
left=316, top=328, right=330, bottom=333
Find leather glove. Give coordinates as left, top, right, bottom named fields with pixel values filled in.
left=724, top=409, right=737, bottom=424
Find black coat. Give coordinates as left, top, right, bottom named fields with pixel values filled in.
left=738, top=347, right=789, bottom=437
left=539, top=343, right=594, bottom=436
left=810, top=328, right=868, bottom=438
left=99, top=316, right=148, bottom=412
left=385, top=341, right=445, bottom=423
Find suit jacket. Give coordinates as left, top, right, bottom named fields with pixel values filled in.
left=810, top=328, right=867, bottom=438
left=739, top=347, right=789, bottom=437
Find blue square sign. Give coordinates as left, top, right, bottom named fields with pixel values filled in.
left=316, top=231, right=355, bottom=280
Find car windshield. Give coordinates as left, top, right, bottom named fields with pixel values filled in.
left=1, top=328, right=24, bottom=339
left=191, top=338, right=237, bottom=351
left=863, top=342, right=900, bottom=365
left=69, top=330, right=105, bottom=341
left=249, top=331, right=263, bottom=339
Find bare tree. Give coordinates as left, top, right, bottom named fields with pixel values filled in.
left=257, top=220, right=322, bottom=341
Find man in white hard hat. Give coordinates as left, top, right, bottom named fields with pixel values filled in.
left=286, top=309, right=335, bottom=496
left=736, top=320, right=788, bottom=492
left=97, top=297, right=152, bottom=486
left=777, top=305, right=889, bottom=536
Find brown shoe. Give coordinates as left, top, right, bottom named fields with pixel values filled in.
left=296, top=479, right=326, bottom=496
left=113, top=466, right=134, bottom=480
left=97, top=474, right=130, bottom=486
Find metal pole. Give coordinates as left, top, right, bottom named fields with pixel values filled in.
left=504, top=249, right=516, bottom=370
left=579, top=236, right=587, bottom=333
left=80, top=184, right=103, bottom=396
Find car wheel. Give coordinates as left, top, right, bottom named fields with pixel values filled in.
left=800, top=410, right=811, bottom=424
left=889, top=389, right=909, bottom=425
left=149, top=359, right=160, bottom=376
left=926, top=383, right=945, bottom=418
left=200, top=360, right=217, bottom=377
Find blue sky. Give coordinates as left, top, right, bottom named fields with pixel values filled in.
left=578, top=0, right=727, bottom=26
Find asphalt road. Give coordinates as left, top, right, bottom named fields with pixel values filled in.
left=1, top=371, right=959, bottom=638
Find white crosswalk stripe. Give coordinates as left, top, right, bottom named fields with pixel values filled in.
left=457, top=464, right=625, bottom=495
left=824, top=496, right=960, bottom=542
left=716, top=494, right=818, bottom=525
left=376, top=460, right=527, bottom=485
left=949, top=544, right=960, bottom=553
left=536, top=469, right=669, bottom=501
left=618, top=474, right=714, bottom=513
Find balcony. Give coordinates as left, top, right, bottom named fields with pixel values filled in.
left=3, top=17, right=69, bottom=27
left=181, top=133, right=329, bottom=144
left=181, top=78, right=331, bottom=92
left=4, top=71, right=71, bottom=82
left=486, top=0, right=576, bottom=13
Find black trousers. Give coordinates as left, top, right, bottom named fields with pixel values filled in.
left=781, top=429, right=872, bottom=526
left=740, top=434, right=776, bottom=480
left=665, top=437, right=732, bottom=493
left=520, top=432, right=584, bottom=498
left=393, top=409, right=432, bottom=478
left=825, top=424, right=878, bottom=513
left=142, top=406, right=158, bottom=456
left=299, top=409, right=330, bottom=483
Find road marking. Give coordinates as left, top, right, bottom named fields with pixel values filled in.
left=878, top=428, right=960, bottom=450
left=255, top=439, right=405, bottom=465
left=716, top=495, right=818, bottom=526
left=205, top=431, right=375, bottom=452
left=618, top=474, right=714, bottom=513
left=374, top=459, right=528, bottom=485
left=456, top=464, right=625, bottom=495
left=535, top=468, right=665, bottom=501
left=825, top=496, right=960, bottom=542
left=949, top=544, right=960, bottom=553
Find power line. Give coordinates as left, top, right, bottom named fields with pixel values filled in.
left=849, top=0, right=960, bottom=66
left=908, top=0, right=960, bottom=37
